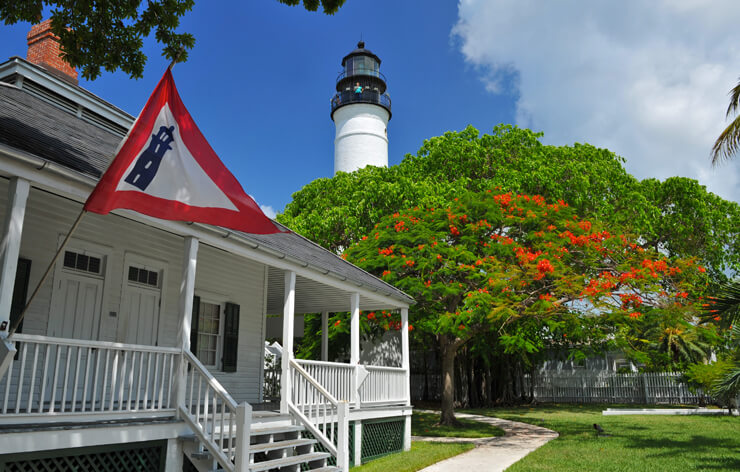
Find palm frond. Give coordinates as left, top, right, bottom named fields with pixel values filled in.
left=726, top=78, right=740, bottom=118
left=702, top=280, right=740, bottom=327
left=711, top=116, right=740, bottom=165
left=712, top=363, right=740, bottom=399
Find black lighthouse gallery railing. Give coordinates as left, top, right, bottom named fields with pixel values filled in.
left=330, top=89, right=392, bottom=116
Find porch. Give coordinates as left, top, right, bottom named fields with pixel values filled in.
left=0, top=176, right=412, bottom=471
left=0, top=327, right=411, bottom=471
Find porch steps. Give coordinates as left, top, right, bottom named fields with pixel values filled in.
left=249, top=451, right=331, bottom=472
left=186, top=413, right=340, bottom=472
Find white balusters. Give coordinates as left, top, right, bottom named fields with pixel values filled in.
left=0, top=334, right=179, bottom=416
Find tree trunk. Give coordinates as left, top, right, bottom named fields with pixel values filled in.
left=484, top=362, right=493, bottom=406
left=440, top=336, right=461, bottom=426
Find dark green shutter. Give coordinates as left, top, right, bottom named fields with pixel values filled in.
left=10, top=258, right=31, bottom=334
left=190, top=296, right=200, bottom=355
left=222, top=303, right=240, bottom=372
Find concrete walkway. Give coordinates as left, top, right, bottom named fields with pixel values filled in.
left=414, top=411, right=558, bottom=472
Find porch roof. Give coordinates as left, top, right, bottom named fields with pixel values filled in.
left=0, top=70, right=414, bottom=310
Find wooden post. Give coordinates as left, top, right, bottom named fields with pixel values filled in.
left=321, top=311, right=329, bottom=362
left=0, top=178, right=29, bottom=378
left=164, top=438, right=184, bottom=472
left=0, top=178, right=30, bottom=332
left=350, top=293, right=360, bottom=407
left=404, top=413, right=412, bottom=451
left=175, top=236, right=198, bottom=411
left=350, top=293, right=360, bottom=364
left=337, top=401, right=350, bottom=472
left=280, top=271, right=296, bottom=414
left=353, top=420, right=362, bottom=466
left=401, top=308, right=410, bottom=406
left=234, top=402, right=252, bottom=472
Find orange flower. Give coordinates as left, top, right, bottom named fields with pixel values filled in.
left=628, top=312, right=642, bottom=319
left=367, top=312, right=376, bottom=320
left=382, top=270, right=391, bottom=277
left=334, top=320, right=341, bottom=326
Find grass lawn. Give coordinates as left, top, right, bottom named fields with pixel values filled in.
left=352, top=441, right=474, bottom=472
left=412, top=411, right=505, bottom=438
left=466, top=404, right=740, bottom=472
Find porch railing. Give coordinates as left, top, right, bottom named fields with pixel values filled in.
left=294, top=359, right=354, bottom=403
left=0, top=334, right=178, bottom=417
left=179, top=350, right=250, bottom=472
left=288, top=359, right=349, bottom=471
left=293, top=359, right=408, bottom=407
left=360, top=365, right=407, bottom=406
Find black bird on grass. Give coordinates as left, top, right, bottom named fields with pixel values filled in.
left=593, top=423, right=611, bottom=437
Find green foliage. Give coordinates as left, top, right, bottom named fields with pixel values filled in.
left=280, top=125, right=740, bottom=278
left=343, top=188, right=708, bottom=377
left=701, top=281, right=740, bottom=405
left=0, top=1, right=347, bottom=79
left=683, top=359, right=733, bottom=394
left=277, top=0, right=346, bottom=14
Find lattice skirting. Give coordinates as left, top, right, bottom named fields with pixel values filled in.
left=302, top=417, right=405, bottom=469
left=360, top=418, right=404, bottom=463
left=0, top=440, right=166, bottom=472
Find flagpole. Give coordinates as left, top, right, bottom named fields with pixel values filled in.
left=7, top=209, right=86, bottom=337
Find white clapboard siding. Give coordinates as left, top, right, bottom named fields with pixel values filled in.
left=0, top=180, right=267, bottom=406
left=195, top=243, right=265, bottom=404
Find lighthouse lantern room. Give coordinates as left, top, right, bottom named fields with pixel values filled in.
left=331, top=41, right=392, bottom=174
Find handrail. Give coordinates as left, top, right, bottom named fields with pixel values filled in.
left=181, top=350, right=250, bottom=472
left=364, top=365, right=405, bottom=372
left=294, top=359, right=354, bottom=369
left=11, top=334, right=180, bottom=353
left=336, top=69, right=387, bottom=83
left=288, top=359, right=344, bottom=463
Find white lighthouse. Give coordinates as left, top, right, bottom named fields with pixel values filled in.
left=331, top=41, right=391, bottom=174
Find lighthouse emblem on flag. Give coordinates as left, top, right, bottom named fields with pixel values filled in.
left=84, top=69, right=282, bottom=235
left=124, top=125, right=175, bottom=191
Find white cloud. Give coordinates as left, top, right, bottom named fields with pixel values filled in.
left=259, top=204, right=277, bottom=220
left=453, top=0, right=740, bottom=202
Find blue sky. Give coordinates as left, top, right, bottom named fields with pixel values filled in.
left=1, top=1, right=738, bottom=215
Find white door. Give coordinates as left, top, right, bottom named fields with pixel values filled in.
left=48, top=271, right=103, bottom=340
left=121, top=284, right=161, bottom=346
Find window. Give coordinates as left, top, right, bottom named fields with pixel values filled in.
left=127, top=265, right=159, bottom=288
left=190, top=297, right=240, bottom=372
left=63, top=250, right=102, bottom=275
left=197, top=301, right=221, bottom=367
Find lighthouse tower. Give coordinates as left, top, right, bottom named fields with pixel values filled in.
left=331, top=41, right=392, bottom=174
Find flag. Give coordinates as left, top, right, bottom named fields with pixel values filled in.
left=84, top=69, right=282, bottom=235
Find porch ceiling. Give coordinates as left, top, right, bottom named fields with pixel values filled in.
left=265, top=267, right=402, bottom=314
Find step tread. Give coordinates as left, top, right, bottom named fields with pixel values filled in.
left=248, top=437, right=317, bottom=453
left=310, top=468, right=341, bottom=472
left=250, top=452, right=331, bottom=472
left=250, top=424, right=305, bottom=436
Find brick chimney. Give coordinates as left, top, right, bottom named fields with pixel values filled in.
left=26, top=19, right=78, bottom=84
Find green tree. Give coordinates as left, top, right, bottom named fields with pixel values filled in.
left=344, top=189, right=707, bottom=424
left=281, top=125, right=740, bottom=276
left=704, top=281, right=740, bottom=408
left=0, top=0, right=346, bottom=79
left=711, top=78, right=740, bottom=164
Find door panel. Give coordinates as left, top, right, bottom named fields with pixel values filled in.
left=122, top=285, right=161, bottom=346
left=49, top=273, right=103, bottom=340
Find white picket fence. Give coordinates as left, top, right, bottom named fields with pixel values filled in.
left=524, top=372, right=707, bottom=405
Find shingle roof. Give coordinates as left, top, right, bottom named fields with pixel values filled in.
left=0, top=82, right=413, bottom=305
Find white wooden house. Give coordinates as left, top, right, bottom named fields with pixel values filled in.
left=0, top=23, right=413, bottom=472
